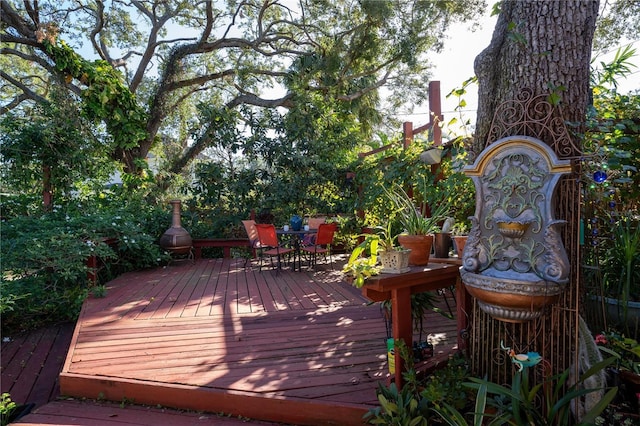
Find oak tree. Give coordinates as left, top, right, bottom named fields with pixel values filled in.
left=1, top=0, right=484, bottom=180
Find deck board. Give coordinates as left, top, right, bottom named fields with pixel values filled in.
left=6, top=256, right=459, bottom=426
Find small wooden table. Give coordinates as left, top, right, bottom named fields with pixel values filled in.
left=361, top=263, right=462, bottom=388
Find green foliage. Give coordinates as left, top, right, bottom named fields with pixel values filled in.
left=585, top=47, right=640, bottom=211
left=593, top=2, right=640, bottom=53
left=365, top=347, right=473, bottom=425
left=3, top=0, right=485, bottom=185
left=465, top=357, right=618, bottom=425
left=329, top=215, right=361, bottom=252
left=597, top=331, right=640, bottom=374
left=43, top=40, right=149, bottom=151
left=1, top=205, right=170, bottom=334
left=91, top=285, right=108, bottom=299
left=366, top=347, right=619, bottom=425
left=602, top=215, right=640, bottom=302
left=368, top=382, right=428, bottom=426
left=354, top=139, right=474, bottom=233
left=0, top=393, right=17, bottom=426
left=582, top=47, right=639, bottom=335
left=0, top=90, right=115, bottom=207
left=419, top=353, right=471, bottom=411
left=365, top=341, right=430, bottom=425
left=385, top=184, right=451, bottom=235
left=343, top=234, right=381, bottom=288
left=343, top=217, right=410, bottom=288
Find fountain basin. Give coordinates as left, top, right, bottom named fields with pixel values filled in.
left=460, top=269, right=565, bottom=323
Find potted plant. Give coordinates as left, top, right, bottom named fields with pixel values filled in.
left=595, top=331, right=640, bottom=405
left=433, top=217, right=455, bottom=258
left=384, top=184, right=451, bottom=266
left=375, top=221, right=411, bottom=274
left=342, top=220, right=410, bottom=287
left=600, top=214, right=640, bottom=337
left=451, top=221, right=470, bottom=259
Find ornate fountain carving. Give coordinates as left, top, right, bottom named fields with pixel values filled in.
left=460, top=136, right=572, bottom=322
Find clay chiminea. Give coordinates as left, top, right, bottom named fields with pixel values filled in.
left=459, top=136, right=571, bottom=323
left=159, top=200, right=192, bottom=256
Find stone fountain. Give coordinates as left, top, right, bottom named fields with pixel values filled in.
left=460, top=136, right=572, bottom=322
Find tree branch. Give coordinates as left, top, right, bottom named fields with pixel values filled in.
left=89, top=0, right=108, bottom=61
left=0, top=70, right=48, bottom=105
left=336, top=71, right=391, bottom=102
left=0, top=93, right=30, bottom=114
left=226, top=92, right=295, bottom=109
left=1, top=1, right=37, bottom=37
left=0, top=46, right=55, bottom=72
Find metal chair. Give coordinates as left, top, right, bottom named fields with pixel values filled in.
left=301, top=222, right=337, bottom=270
left=301, top=217, right=325, bottom=247
left=254, top=223, right=294, bottom=272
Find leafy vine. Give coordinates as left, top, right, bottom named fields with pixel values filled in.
left=43, top=40, right=148, bottom=150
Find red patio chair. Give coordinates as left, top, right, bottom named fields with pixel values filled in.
left=301, top=217, right=326, bottom=246
left=254, top=223, right=294, bottom=272
left=301, top=222, right=337, bottom=270
left=242, top=220, right=263, bottom=266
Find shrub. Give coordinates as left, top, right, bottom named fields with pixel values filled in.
left=1, top=205, right=170, bottom=334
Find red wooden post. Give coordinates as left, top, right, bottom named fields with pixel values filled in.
left=402, top=121, right=413, bottom=149
left=428, top=81, right=442, bottom=147
left=87, top=255, right=98, bottom=286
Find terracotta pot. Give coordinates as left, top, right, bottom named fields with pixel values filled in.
left=397, top=234, right=433, bottom=266
left=460, top=269, right=564, bottom=323
left=453, top=235, right=468, bottom=258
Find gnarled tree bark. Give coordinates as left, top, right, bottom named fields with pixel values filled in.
left=468, top=0, right=600, bottom=389
left=473, top=0, right=599, bottom=156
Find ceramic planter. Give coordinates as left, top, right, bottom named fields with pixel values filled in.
left=433, top=232, right=452, bottom=258
left=397, top=234, right=433, bottom=266
left=379, top=249, right=411, bottom=274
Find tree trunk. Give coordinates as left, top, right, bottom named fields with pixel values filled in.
left=473, top=0, right=599, bottom=156
left=468, top=0, right=599, bottom=386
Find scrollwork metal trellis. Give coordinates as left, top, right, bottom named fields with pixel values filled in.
left=484, top=88, right=581, bottom=158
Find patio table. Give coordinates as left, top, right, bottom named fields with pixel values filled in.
left=276, top=228, right=317, bottom=271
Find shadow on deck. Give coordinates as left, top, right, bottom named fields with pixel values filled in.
left=6, top=256, right=459, bottom=425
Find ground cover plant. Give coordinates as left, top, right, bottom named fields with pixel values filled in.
left=0, top=203, right=170, bottom=335
left=365, top=342, right=619, bottom=425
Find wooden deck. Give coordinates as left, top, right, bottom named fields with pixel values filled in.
left=1, top=323, right=75, bottom=408
left=5, top=256, right=458, bottom=425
